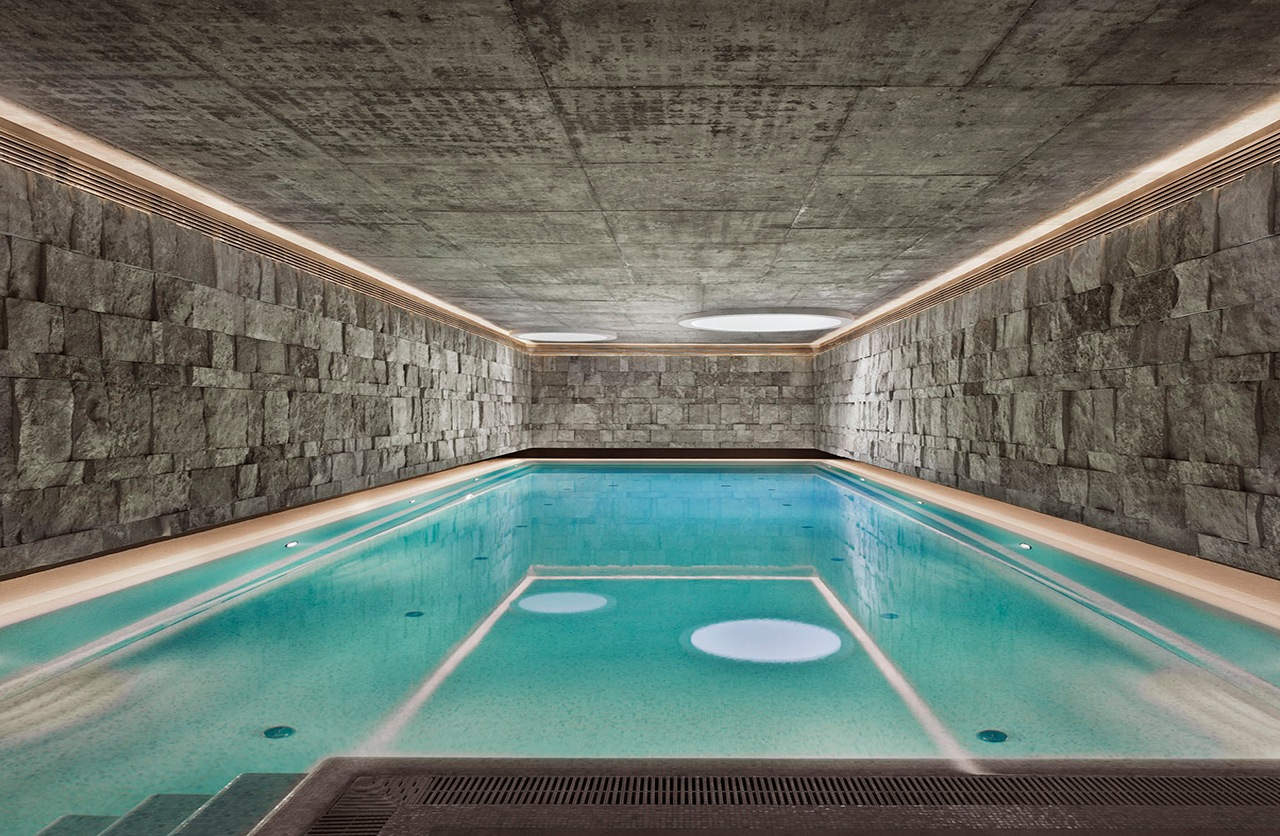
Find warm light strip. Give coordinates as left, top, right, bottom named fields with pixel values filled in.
left=814, top=92, right=1280, bottom=348
left=0, top=95, right=525, bottom=346
left=528, top=343, right=815, bottom=357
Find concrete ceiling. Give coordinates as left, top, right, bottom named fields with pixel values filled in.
left=2, top=0, right=1279, bottom=343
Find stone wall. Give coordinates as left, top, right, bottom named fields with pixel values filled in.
left=531, top=354, right=814, bottom=448
left=815, top=162, right=1280, bottom=577
left=0, top=161, right=531, bottom=575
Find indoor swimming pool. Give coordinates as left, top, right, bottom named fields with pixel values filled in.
left=2, top=461, right=1279, bottom=834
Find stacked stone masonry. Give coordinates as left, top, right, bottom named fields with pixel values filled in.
left=532, top=354, right=815, bottom=448
left=0, top=160, right=531, bottom=575
left=816, top=162, right=1280, bottom=578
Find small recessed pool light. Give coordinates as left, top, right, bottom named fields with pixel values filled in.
left=678, top=308, right=853, bottom=334
left=514, top=329, right=616, bottom=343
left=285, top=541, right=299, bottom=548
left=1019, top=543, right=1032, bottom=550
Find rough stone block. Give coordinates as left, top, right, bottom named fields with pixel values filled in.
left=1111, top=270, right=1176, bottom=325
left=1115, top=387, right=1167, bottom=458
left=112, top=264, right=155, bottom=320
left=205, top=388, right=250, bottom=449
left=101, top=203, right=152, bottom=268
left=14, top=378, right=73, bottom=467
left=118, top=472, right=191, bottom=524
left=69, top=189, right=104, bottom=257
left=158, top=323, right=212, bottom=367
left=1218, top=297, right=1280, bottom=357
left=4, top=298, right=64, bottom=353
left=1121, top=475, right=1185, bottom=528
left=1065, top=388, right=1115, bottom=452
left=29, top=174, right=74, bottom=249
left=1169, top=257, right=1209, bottom=317
left=172, top=226, right=217, bottom=287
left=63, top=308, right=102, bottom=358
left=1131, top=318, right=1188, bottom=365
left=1104, top=215, right=1160, bottom=280
left=1158, top=191, right=1217, bottom=266
left=154, top=274, right=195, bottom=326
left=1217, top=165, right=1273, bottom=249
left=99, top=314, right=155, bottom=362
left=7, top=237, right=42, bottom=299
left=1169, top=382, right=1260, bottom=467
left=0, top=164, right=33, bottom=239
left=1066, top=237, right=1104, bottom=292
left=71, top=381, right=113, bottom=460
left=189, top=465, right=237, bottom=508
left=151, top=386, right=207, bottom=452
left=1184, top=484, right=1250, bottom=543
left=1204, top=234, right=1280, bottom=310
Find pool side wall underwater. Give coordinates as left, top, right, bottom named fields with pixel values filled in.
left=0, top=159, right=532, bottom=576
left=815, top=160, right=1280, bottom=579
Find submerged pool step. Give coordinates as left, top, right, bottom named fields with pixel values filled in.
left=98, top=795, right=210, bottom=835
left=171, top=773, right=304, bottom=836
left=35, top=816, right=119, bottom=836
left=33, top=773, right=305, bottom=836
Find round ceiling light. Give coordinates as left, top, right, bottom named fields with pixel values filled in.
left=514, top=330, right=617, bottom=343
left=678, top=308, right=853, bottom=334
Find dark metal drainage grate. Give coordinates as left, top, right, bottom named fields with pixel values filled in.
left=307, top=772, right=1280, bottom=825
left=411, top=773, right=1280, bottom=807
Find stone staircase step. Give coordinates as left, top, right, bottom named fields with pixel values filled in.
left=97, top=795, right=210, bottom=836
left=170, top=773, right=305, bottom=836
left=35, top=815, right=120, bottom=836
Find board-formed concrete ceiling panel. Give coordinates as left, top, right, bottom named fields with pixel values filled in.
left=2, top=0, right=1279, bottom=343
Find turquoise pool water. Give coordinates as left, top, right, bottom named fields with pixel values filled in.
left=2, top=462, right=1280, bottom=833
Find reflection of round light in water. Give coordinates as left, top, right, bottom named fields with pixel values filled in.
left=690, top=619, right=842, bottom=663
left=517, top=592, right=610, bottom=614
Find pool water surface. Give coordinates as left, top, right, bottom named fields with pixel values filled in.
left=1, top=462, right=1278, bottom=834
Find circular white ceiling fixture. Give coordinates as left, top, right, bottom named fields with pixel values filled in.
left=514, top=329, right=617, bottom=343
left=678, top=308, right=853, bottom=334
left=689, top=619, right=843, bottom=663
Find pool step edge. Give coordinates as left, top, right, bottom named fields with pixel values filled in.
left=171, top=773, right=305, bottom=836
left=97, top=794, right=211, bottom=836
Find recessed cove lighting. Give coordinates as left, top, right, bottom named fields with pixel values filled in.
left=679, top=308, right=852, bottom=334
left=514, top=329, right=617, bottom=343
